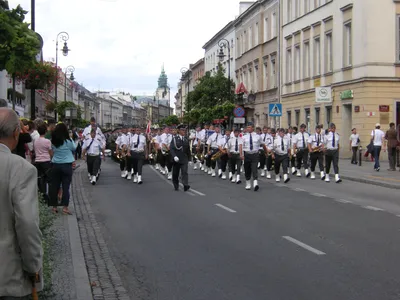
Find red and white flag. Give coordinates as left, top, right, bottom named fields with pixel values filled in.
left=145, top=120, right=151, bottom=135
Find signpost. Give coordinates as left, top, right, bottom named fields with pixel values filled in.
left=315, top=87, right=332, bottom=103
left=233, top=106, right=245, bottom=118
left=268, top=103, right=282, bottom=117
left=233, top=117, right=245, bottom=124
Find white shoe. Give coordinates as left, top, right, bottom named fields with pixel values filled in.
left=325, top=174, right=330, bottom=182
left=121, top=171, right=127, bottom=178
left=231, top=176, right=236, bottom=183
left=204, top=167, right=208, bottom=173
left=284, top=174, right=290, bottom=183
left=222, top=173, right=227, bottom=180
left=208, top=169, right=212, bottom=175
left=161, top=170, right=166, bottom=175
left=305, top=169, right=310, bottom=177
left=261, top=170, right=265, bottom=177
left=291, top=167, right=297, bottom=175
left=241, top=166, right=244, bottom=173
left=218, top=169, right=222, bottom=178
left=167, top=172, right=172, bottom=180
left=310, top=172, right=316, bottom=179
left=91, top=175, right=96, bottom=185
left=266, top=171, right=271, bottom=179
left=320, top=171, right=326, bottom=180
left=253, top=180, right=259, bottom=191
left=127, top=173, right=132, bottom=180
left=194, top=165, right=197, bottom=170
left=211, top=169, right=216, bottom=177
left=229, top=172, right=233, bottom=181
left=296, top=170, right=302, bottom=177
left=88, top=173, right=91, bottom=179
left=155, top=164, right=159, bottom=170
left=335, top=174, right=342, bottom=183
left=236, top=174, right=241, bottom=184
left=275, top=175, right=280, bottom=182
left=131, top=169, right=134, bottom=175
left=200, top=165, right=204, bottom=171
left=133, top=174, right=138, bottom=183
left=257, top=162, right=261, bottom=168
left=137, top=175, right=142, bottom=184
left=165, top=167, right=168, bottom=174
left=245, top=180, right=251, bottom=190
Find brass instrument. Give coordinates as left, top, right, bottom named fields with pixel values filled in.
left=161, top=144, right=170, bottom=156
left=312, top=145, right=323, bottom=153
left=211, top=149, right=227, bottom=161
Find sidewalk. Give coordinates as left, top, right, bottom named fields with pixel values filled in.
left=339, top=158, right=400, bottom=189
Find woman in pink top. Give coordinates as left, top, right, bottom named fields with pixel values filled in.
left=34, top=124, right=53, bottom=199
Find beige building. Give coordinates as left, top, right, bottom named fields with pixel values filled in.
left=281, top=0, right=400, bottom=158
left=235, top=0, right=279, bottom=128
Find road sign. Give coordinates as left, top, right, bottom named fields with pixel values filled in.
left=233, top=117, right=245, bottom=124
left=233, top=106, right=245, bottom=117
left=315, top=87, right=332, bottom=103
left=269, top=103, right=282, bottom=117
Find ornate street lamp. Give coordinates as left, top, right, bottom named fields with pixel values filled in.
left=217, top=38, right=231, bottom=101
left=64, top=65, right=75, bottom=101
left=54, top=31, right=70, bottom=120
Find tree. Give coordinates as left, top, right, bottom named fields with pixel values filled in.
left=0, top=3, right=40, bottom=109
left=55, top=101, right=87, bottom=127
left=159, top=115, right=179, bottom=126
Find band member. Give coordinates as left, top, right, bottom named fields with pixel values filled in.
left=82, top=128, right=105, bottom=185
left=271, top=128, right=290, bottom=183
left=160, top=126, right=173, bottom=179
left=127, top=127, right=147, bottom=184
left=324, top=123, right=342, bottom=183
left=286, top=126, right=297, bottom=174
left=124, top=127, right=134, bottom=179
left=154, top=128, right=162, bottom=170
left=116, top=127, right=128, bottom=177
left=293, top=124, right=310, bottom=177
left=226, top=128, right=243, bottom=184
left=217, top=128, right=231, bottom=179
left=170, top=124, right=191, bottom=191
left=242, top=123, right=267, bottom=191
left=308, top=125, right=326, bottom=180
left=265, top=128, right=276, bottom=179
left=190, top=124, right=205, bottom=170
left=206, top=126, right=224, bottom=177
left=259, top=126, right=269, bottom=177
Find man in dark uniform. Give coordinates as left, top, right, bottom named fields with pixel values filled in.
left=170, top=124, right=191, bottom=191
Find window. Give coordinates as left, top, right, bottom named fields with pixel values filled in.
left=236, top=37, right=240, bottom=57
left=287, top=0, right=292, bottom=22
left=255, top=23, right=259, bottom=45
left=295, top=110, right=300, bottom=126
left=315, top=107, right=320, bottom=125
left=271, top=57, right=276, bottom=87
left=286, top=48, right=292, bottom=82
left=263, top=62, right=268, bottom=90
left=314, top=37, right=321, bottom=75
left=344, top=22, right=352, bottom=66
left=241, top=34, right=245, bottom=54
left=303, top=41, right=310, bottom=78
left=249, top=26, right=253, bottom=49
left=295, top=0, right=300, bottom=18
left=254, top=65, right=259, bottom=91
left=271, top=13, right=276, bottom=38
left=325, top=106, right=332, bottom=126
left=295, top=45, right=300, bottom=80
left=305, top=108, right=310, bottom=128
left=396, top=15, right=400, bottom=62
left=325, top=32, right=333, bottom=72
left=264, top=18, right=269, bottom=42
left=287, top=111, right=292, bottom=127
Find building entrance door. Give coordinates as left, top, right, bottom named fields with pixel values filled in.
left=342, top=104, right=352, bottom=157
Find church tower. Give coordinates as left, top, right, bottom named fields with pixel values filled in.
left=155, top=64, right=170, bottom=102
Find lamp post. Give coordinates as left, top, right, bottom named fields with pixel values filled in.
left=64, top=65, right=75, bottom=102
left=217, top=38, right=231, bottom=101
left=54, top=31, right=70, bottom=121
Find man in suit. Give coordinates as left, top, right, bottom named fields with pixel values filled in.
left=0, top=108, right=43, bottom=299
left=170, top=124, right=191, bottom=191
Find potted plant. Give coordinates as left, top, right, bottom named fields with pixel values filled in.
left=16, top=61, right=59, bottom=90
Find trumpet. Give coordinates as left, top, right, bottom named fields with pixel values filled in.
left=211, top=149, right=227, bottom=161
left=312, top=145, right=323, bottom=152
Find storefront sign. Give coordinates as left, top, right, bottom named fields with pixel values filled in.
left=354, top=105, right=360, bottom=113
left=233, top=117, right=245, bottom=124
left=379, top=105, right=389, bottom=112
left=315, top=87, right=332, bottom=103
left=340, top=90, right=353, bottom=100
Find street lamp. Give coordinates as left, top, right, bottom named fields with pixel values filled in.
left=54, top=31, right=70, bottom=120
left=64, top=65, right=75, bottom=102
left=217, top=38, right=231, bottom=101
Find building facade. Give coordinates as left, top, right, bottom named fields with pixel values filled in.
left=234, top=0, right=279, bottom=127
left=280, top=0, right=400, bottom=158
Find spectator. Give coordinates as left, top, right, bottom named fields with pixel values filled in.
left=44, top=120, right=56, bottom=139
left=12, top=119, right=32, bottom=158
left=0, top=107, right=43, bottom=299
left=27, top=120, right=40, bottom=163
left=385, top=122, right=398, bottom=171
left=0, top=98, right=7, bottom=107
left=34, top=123, right=53, bottom=200
left=371, top=123, right=386, bottom=171
left=49, top=123, right=76, bottom=214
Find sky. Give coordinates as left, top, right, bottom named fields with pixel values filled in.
left=8, top=0, right=241, bottom=106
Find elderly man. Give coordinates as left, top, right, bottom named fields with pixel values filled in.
left=0, top=98, right=7, bottom=107
left=0, top=108, right=43, bottom=299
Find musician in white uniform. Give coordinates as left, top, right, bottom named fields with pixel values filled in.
left=259, top=126, right=269, bottom=177
left=225, top=128, right=243, bottom=184
left=82, top=128, right=105, bottom=185
left=127, top=127, right=147, bottom=184
left=270, top=128, right=290, bottom=183
left=206, top=126, right=224, bottom=177
left=293, top=124, right=310, bottom=177
left=286, top=126, right=297, bottom=174
left=217, top=128, right=231, bottom=180
left=190, top=124, right=206, bottom=170
left=160, top=126, right=173, bottom=179
left=324, top=123, right=342, bottom=183
left=307, top=125, right=326, bottom=180
left=265, top=128, right=276, bottom=179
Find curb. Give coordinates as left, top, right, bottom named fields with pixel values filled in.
left=340, top=175, right=400, bottom=190
left=68, top=199, right=93, bottom=300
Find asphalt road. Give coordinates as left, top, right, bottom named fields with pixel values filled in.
left=85, top=160, right=400, bottom=300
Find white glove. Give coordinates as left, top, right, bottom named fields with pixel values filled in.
left=174, top=156, right=179, bottom=162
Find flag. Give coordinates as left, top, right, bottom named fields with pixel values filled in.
left=145, top=120, right=151, bottom=135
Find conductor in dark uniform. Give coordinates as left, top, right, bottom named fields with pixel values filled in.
left=170, top=124, right=191, bottom=191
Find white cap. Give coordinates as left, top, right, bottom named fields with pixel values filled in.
left=375, top=123, right=381, bottom=127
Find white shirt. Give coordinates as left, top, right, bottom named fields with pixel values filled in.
left=286, top=132, right=295, bottom=148
left=207, top=132, right=224, bottom=149
left=218, top=135, right=231, bottom=149
left=265, top=135, right=276, bottom=150
left=293, top=132, right=310, bottom=149
left=129, top=134, right=146, bottom=151
left=273, top=136, right=290, bottom=155
left=371, top=129, right=385, bottom=146
left=308, top=133, right=323, bottom=148
left=160, top=133, right=173, bottom=147
left=324, top=132, right=340, bottom=150
left=349, top=133, right=360, bottom=147
left=260, top=133, right=269, bottom=149
left=242, top=132, right=264, bottom=153
left=191, top=130, right=205, bottom=145
left=225, top=136, right=243, bottom=153
left=82, top=137, right=103, bottom=155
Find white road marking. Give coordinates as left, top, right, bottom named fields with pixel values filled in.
left=149, top=166, right=203, bottom=196
left=396, top=215, right=400, bottom=218
left=363, top=206, right=384, bottom=212
left=294, top=188, right=306, bottom=192
left=282, top=236, right=326, bottom=256
left=311, top=193, right=327, bottom=197
left=336, top=199, right=353, bottom=204
left=215, top=204, right=237, bottom=213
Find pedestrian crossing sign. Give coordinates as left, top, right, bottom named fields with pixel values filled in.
left=269, top=103, right=282, bottom=117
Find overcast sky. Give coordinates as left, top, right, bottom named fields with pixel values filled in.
left=8, top=0, right=241, bottom=105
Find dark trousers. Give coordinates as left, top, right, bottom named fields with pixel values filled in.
left=194, top=144, right=205, bottom=164
left=229, top=154, right=242, bottom=175
left=119, top=156, right=126, bottom=171
left=274, top=154, right=289, bottom=174
left=207, top=149, right=218, bottom=169
left=156, top=150, right=162, bottom=165
left=325, top=150, right=339, bottom=174
left=127, top=155, right=133, bottom=173
left=220, top=154, right=229, bottom=172
left=35, top=161, right=51, bottom=197
left=310, top=152, right=324, bottom=172
left=49, top=163, right=73, bottom=207
left=87, top=155, right=101, bottom=176
left=259, top=150, right=266, bottom=169
left=244, top=152, right=259, bottom=180
left=373, top=146, right=382, bottom=169
left=75, top=142, right=82, bottom=160
left=351, top=146, right=358, bottom=163
left=160, top=153, right=172, bottom=171
left=290, top=154, right=296, bottom=168
left=296, top=149, right=309, bottom=169
left=132, top=151, right=145, bottom=175
left=388, top=147, right=397, bottom=170
left=266, top=154, right=273, bottom=171
left=172, top=162, right=189, bottom=188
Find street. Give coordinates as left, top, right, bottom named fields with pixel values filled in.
left=78, top=160, right=400, bottom=300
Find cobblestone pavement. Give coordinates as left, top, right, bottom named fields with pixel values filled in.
left=72, top=167, right=130, bottom=300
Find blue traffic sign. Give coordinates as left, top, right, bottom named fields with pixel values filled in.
left=269, top=103, right=282, bottom=117
left=233, top=106, right=245, bottom=117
